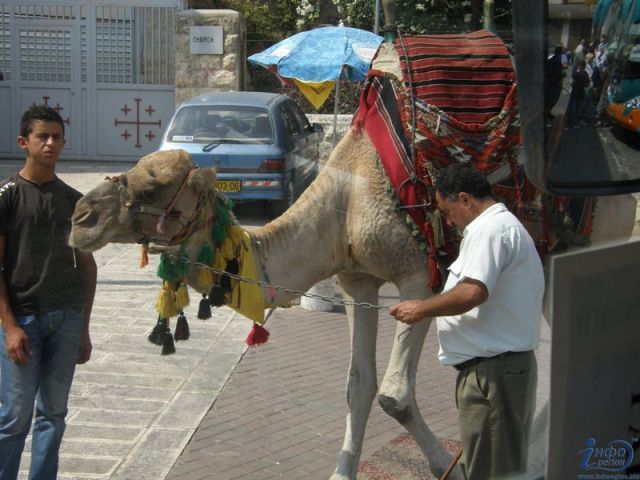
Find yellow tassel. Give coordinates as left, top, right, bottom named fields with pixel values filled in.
left=198, top=268, right=214, bottom=292
left=221, top=236, right=234, bottom=262
left=175, top=282, right=190, bottom=310
left=226, top=225, right=245, bottom=245
left=431, top=211, right=445, bottom=249
left=156, top=281, right=178, bottom=318
left=213, top=248, right=227, bottom=271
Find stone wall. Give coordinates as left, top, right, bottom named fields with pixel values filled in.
left=174, top=9, right=245, bottom=106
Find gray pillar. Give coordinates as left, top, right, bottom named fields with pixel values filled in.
left=174, top=9, right=246, bottom=106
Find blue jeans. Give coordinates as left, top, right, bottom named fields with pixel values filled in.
left=0, top=308, right=84, bottom=480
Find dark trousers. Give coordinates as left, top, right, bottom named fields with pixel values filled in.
left=566, top=95, right=585, bottom=128
left=455, top=350, right=537, bottom=480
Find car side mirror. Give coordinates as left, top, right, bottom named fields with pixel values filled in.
left=312, top=123, right=324, bottom=133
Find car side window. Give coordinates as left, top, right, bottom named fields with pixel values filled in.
left=288, top=101, right=313, bottom=134
left=279, top=103, right=300, bottom=137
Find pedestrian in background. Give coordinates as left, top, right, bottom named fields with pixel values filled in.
left=390, top=164, right=544, bottom=480
left=566, top=60, right=591, bottom=130
left=0, top=105, right=97, bottom=480
left=573, top=38, right=586, bottom=69
left=545, top=45, right=566, bottom=123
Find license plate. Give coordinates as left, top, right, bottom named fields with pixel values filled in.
left=216, top=180, right=241, bottom=193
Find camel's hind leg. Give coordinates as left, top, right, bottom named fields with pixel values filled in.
left=330, top=272, right=383, bottom=480
left=378, top=275, right=464, bottom=480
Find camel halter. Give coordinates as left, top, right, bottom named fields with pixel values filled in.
left=106, top=166, right=210, bottom=250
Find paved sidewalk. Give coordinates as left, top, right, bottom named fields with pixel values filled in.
left=165, top=282, right=551, bottom=480
left=1, top=158, right=607, bottom=479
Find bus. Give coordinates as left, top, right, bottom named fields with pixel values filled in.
left=594, top=0, right=640, bottom=132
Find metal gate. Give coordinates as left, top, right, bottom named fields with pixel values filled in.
left=0, top=1, right=182, bottom=161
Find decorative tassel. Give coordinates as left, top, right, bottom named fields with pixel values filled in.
left=213, top=248, right=227, bottom=273
left=197, top=242, right=214, bottom=265
left=226, top=258, right=240, bottom=275
left=198, top=294, right=212, bottom=319
left=157, top=251, right=188, bottom=284
left=431, top=211, right=445, bottom=249
left=425, top=222, right=441, bottom=291
left=161, top=326, right=176, bottom=355
left=198, top=268, right=214, bottom=293
left=212, top=223, right=226, bottom=244
left=197, top=243, right=215, bottom=291
left=174, top=312, right=190, bottom=341
left=148, top=317, right=167, bottom=346
left=174, top=282, right=190, bottom=310
left=220, top=272, right=231, bottom=293
left=245, top=322, right=270, bottom=347
left=208, top=285, right=226, bottom=307
left=140, top=243, right=149, bottom=269
left=156, top=281, right=178, bottom=319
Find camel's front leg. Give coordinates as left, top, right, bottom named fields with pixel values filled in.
left=330, top=272, right=383, bottom=480
left=378, top=275, right=464, bottom=480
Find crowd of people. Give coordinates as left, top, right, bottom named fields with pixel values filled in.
left=545, top=33, right=610, bottom=130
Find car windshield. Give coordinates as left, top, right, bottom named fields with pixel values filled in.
left=166, top=106, right=275, bottom=144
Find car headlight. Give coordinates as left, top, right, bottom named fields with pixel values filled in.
left=625, top=96, right=640, bottom=110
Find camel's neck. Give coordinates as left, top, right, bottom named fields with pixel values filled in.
left=249, top=164, right=350, bottom=305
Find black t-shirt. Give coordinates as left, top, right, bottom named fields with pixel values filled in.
left=0, top=174, right=85, bottom=314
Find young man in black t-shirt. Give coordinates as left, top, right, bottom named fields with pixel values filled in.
left=0, top=105, right=97, bottom=480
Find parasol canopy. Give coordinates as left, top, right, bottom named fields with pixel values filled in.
left=248, top=26, right=383, bottom=109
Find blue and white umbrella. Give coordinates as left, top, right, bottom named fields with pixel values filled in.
left=248, top=26, right=383, bottom=110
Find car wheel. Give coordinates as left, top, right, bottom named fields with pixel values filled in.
left=270, top=177, right=295, bottom=217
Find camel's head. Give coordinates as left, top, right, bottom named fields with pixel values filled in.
left=70, top=149, right=217, bottom=252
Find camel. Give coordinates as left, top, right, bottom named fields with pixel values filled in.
left=69, top=17, right=637, bottom=479
left=69, top=136, right=637, bottom=480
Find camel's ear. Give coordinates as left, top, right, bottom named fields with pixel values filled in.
left=188, top=167, right=217, bottom=193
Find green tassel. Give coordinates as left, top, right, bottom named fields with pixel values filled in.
left=216, top=197, right=231, bottom=226
left=212, top=223, right=226, bottom=243
left=157, top=253, right=181, bottom=283
left=197, top=242, right=214, bottom=266
left=157, top=251, right=190, bottom=283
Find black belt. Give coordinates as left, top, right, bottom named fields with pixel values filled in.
left=453, top=350, right=531, bottom=372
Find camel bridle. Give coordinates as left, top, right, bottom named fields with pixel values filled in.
left=106, top=166, right=212, bottom=247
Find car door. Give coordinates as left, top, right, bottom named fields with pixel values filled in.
left=279, top=100, right=321, bottom=194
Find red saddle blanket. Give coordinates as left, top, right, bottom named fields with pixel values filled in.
left=352, top=31, right=593, bottom=290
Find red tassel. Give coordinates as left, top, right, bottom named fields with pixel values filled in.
left=140, top=244, right=149, bottom=269
left=245, top=323, right=270, bottom=347
left=425, top=222, right=441, bottom=291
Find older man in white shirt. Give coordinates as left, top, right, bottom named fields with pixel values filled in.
left=391, top=163, right=544, bottom=480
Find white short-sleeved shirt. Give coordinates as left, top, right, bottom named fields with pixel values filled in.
left=436, top=203, right=545, bottom=366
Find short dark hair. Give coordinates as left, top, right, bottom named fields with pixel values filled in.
left=434, top=163, right=492, bottom=200
left=20, top=105, right=65, bottom=138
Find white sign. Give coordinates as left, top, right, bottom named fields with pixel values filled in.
left=547, top=239, right=640, bottom=478
left=190, top=26, right=223, bottom=55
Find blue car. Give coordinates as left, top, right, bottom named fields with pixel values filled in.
left=159, top=91, right=323, bottom=213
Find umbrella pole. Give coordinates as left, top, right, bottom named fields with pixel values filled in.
left=333, top=79, right=340, bottom=147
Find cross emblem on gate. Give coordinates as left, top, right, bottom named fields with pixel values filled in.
left=114, top=98, right=162, bottom=148
left=33, top=96, right=71, bottom=125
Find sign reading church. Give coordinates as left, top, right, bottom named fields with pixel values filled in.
left=190, top=26, right=223, bottom=54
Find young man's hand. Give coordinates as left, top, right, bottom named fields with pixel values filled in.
left=5, top=324, right=32, bottom=364
left=76, top=330, right=92, bottom=364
